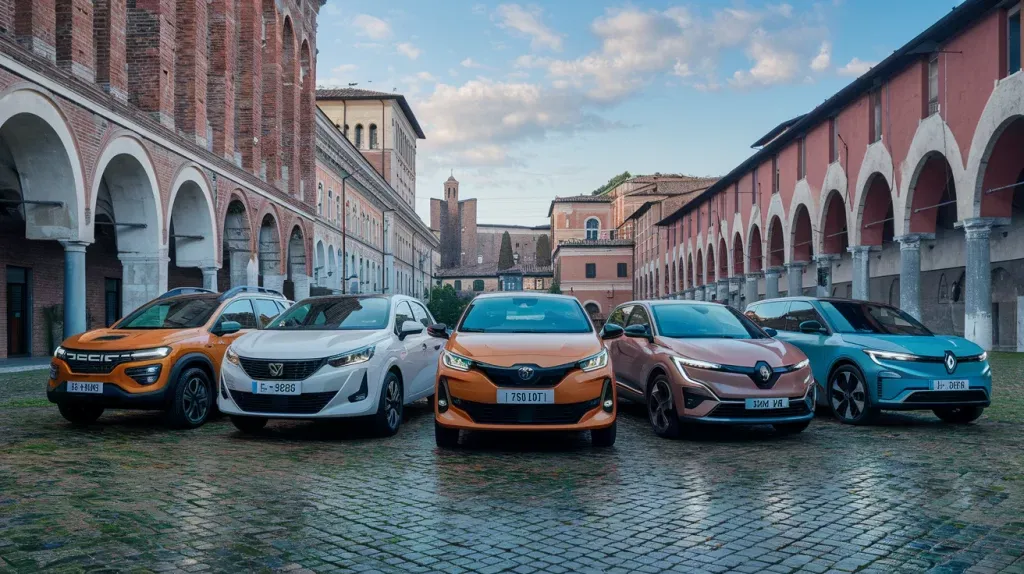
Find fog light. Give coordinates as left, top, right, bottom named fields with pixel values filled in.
left=603, top=399, right=613, bottom=409
left=348, top=372, right=369, bottom=402
left=600, top=378, right=614, bottom=413
left=125, top=364, right=161, bottom=385
left=437, top=399, right=448, bottom=408
left=437, top=377, right=451, bottom=413
left=683, top=390, right=708, bottom=410
left=878, top=370, right=901, bottom=379
left=49, top=364, right=58, bottom=381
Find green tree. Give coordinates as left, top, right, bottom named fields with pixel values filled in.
left=591, top=171, right=631, bottom=196
left=535, top=234, right=551, bottom=267
left=548, top=263, right=562, bottom=294
left=498, top=231, right=514, bottom=270
left=427, top=284, right=469, bottom=327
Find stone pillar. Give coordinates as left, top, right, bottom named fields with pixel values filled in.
left=246, top=256, right=259, bottom=286
left=786, top=262, right=805, bottom=296
left=263, top=274, right=285, bottom=295
left=729, top=277, right=744, bottom=308
left=201, top=267, right=219, bottom=291
left=715, top=279, right=728, bottom=303
left=744, top=273, right=761, bottom=310
left=964, top=219, right=994, bottom=351
left=694, top=286, right=705, bottom=301
left=765, top=267, right=781, bottom=299
left=683, top=288, right=693, bottom=300
left=292, top=274, right=311, bottom=301
left=61, top=241, right=89, bottom=339
left=848, top=246, right=872, bottom=301
left=120, top=250, right=169, bottom=316
left=896, top=235, right=924, bottom=319
left=228, top=250, right=250, bottom=287
left=813, top=256, right=836, bottom=297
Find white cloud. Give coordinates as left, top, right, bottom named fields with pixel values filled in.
left=352, top=14, right=392, bottom=40
left=729, top=32, right=801, bottom=88
left=397, top=42, right=421, bottom=60
left=332, top=64, right=358, bottom=74
left=810, top=41, right=831, bottom=72
left=837, top=57, right=876, bottom=77
left=461, top=58, right=488, bottom=69
left=496, top=4, right=563, bottom=51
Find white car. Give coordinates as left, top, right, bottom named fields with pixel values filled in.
left=217, top=294, right=443, bottom=436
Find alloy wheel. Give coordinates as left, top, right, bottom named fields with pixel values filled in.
left=182, top=377, right=210, bottom=424
left=830, top=370, right=865, bottom=421
left=385, top=380, right=401, bottom=430
left=648, top=380, right=674, bottom=432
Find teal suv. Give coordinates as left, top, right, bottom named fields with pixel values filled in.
left=745, top=297, right=991, bottom=425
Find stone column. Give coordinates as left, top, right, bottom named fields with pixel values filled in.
left=729, top=277, right=744, bottom=308
left=292, top=274, right=311, bottom=301
left=263, top=274, right=286, bottom=294
left=228, top=249, right=250, bottom=287
left=897, top=235, right=924, bottom=320
left=765, top=267, right=781, bottom=299
left=813, top=255, right=836, bottom=297
left=694, top=286, right=705, bottom=301
left=848, top=246, right=872, bottom=301
left=683, top=288, right=693, bottom=300
left=201, top=267, right=219, bottom=291
left=119, top=250, right=169, bottom=316
left=786, top=262, right=805, bottom=296
left=744, top=273, right=761, bottom=310
left=716, top=279, right=729, bottom=303
left=61, top=241, right=89, bottom=339
left=964, top=218, right=995, bottom=351
left=246, top=256, right=259, bottom=286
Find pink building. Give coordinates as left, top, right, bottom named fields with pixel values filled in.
left=657, top=0, right=1024, bottom=351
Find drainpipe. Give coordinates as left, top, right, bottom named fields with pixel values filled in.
left=340, top=173, right=353, bottom=293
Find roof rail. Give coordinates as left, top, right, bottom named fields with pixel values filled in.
left=158, top=287, right=217, bottom=299
left=218, top=285, right=286, bottom=301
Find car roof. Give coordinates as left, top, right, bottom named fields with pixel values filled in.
left=472, top=292, right=577, bottom=301
left=750, top=296, right=872, bottom=304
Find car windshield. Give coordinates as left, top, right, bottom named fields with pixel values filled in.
left=819, top=300, right=932, bottom=336
left=651, top=303, right=765, bottom=339
left=459, top=296, right=592, bottom=334
left=267, top=297, right=390, bottom=330
left=116, top=297, right=221, bottom=329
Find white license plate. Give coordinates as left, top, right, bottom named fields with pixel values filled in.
left=251, top=381, right=301, bottom=395
left=933, top=379, right=970, bottom=391
left=67, top=382, right=103, bottom=394
left=745, top=397, right=789, bottom=410
left=497, top=389, right=554, bottom=404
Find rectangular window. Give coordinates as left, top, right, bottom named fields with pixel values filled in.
left=870, top=89, right=882, bottom=143
left=772, top=155, right=779, bottom=194
left=734, top=182, right=739, bottom=213
left=798, top=137, right=806, bottom=180
left=829, top=117, right=838, bottom=163
left=1010, top=8, right=1022, bottom=76
left=617, top=262, right=628, bottom=277
left=752, top=166, right=758, bottom=205
left=586, top=263, right=596, bottom=278
left=928, top=55, right=939, bottom=115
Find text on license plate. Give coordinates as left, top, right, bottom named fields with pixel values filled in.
left=67, top=382, right=103, bottom=394
left=251, top=381, right=301, bottom=395
left=933, top=379, right=969, bottom=391
left=745, top=397, right=789, bottom=410
left=497, top=389, right=554, bottom=404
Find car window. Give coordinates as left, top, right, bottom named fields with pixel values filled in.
left=819, top=300, right=932, bottom=336
left=785, top=301, right=827, bottom=332
left=626, top=306, right=651, bottom=329
left=268, top=297, right=390, bottom=330
left=652, top=304, right=765, bottom=339
left=394, top=301, right=415, bottom=330
left=459, top=296, right=592, bottom=334
left=607, top=305, right=631, bottom=327
left=410, top=302, right=432, bottom=327
left=746, top=301, right=789, bottom=330
left=253, top=298, right=282, bottom=328
left=117, top=296, right=220, bottom=329
left=217, top=299, right=258, bottom=330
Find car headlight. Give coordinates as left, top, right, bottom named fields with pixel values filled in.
left=225, top=346, right=240, bottom=366
left=327, top=345, right=375, bottom=368
left=793, top=358, right=809, bottom=370
left=131, top=347, right=172, bottom=360
left=442, top=350, right=473, bottom=372
left=672, top=356, right=722, bottom=373
left=54, top=345, right=66, bottom=359
left=863, top=349, right=920, bottom=364
left=578, top=349, right=608, bottom=372
left=977, top=351, right=987, bottom=362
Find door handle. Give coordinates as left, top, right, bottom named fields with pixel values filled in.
left=434, top=344, right=441, bottom=350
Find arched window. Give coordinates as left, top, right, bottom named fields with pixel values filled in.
left=355, top=124, right=364, bottom=148
left=585, top=218, right=600, bottom=241
left=326, top=188, right=332, bottom=220
left=317, top=182, right=324, bottom=215
left=369, top=124, right=378, bottom=149
left=335, top=197, right=340, bottom=224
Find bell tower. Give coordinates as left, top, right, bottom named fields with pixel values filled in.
left=445, top=173, right=459, bottom=202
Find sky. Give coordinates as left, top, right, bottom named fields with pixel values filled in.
left=314, top=0, right=963, bottom=227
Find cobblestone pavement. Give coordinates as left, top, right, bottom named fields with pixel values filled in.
left=2, top=359, right=1024, bottom=574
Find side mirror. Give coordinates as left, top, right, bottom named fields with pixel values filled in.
left=624, top=324, right=653, bottom=342
left=799, top=320, right=826, bottom=334
left=216, top=320, right=242, bottom=336
left=399, top=320, right=425, bottom=339
left=601, top=323, right=624, bottom=340
left=763, top=327, right=778, bottom=337
left=427, top=323, right=449, bottom=339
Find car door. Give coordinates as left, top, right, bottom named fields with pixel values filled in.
left=209, top=298, right=259, bottom=367
left=604, top=304, right=631, bottom=386
left=409, top=300, right=441, bottom=397
left=393, top=300, right=428, bottom=398
left=619, top=305, right=653, bottom=393
left=781, top=301, right=832, bottom=382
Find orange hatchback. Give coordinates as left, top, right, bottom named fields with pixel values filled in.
left=47, top=286, right=289, bottom=428
left=431, top=293, right=617, bottom=448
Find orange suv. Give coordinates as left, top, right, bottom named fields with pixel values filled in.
left=431, top=293, right=617, bottom=448
left=47, top=286, right=289, bottom=428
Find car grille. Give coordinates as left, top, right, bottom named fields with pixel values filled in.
left=904, top=390, right=988, bottom=403
left=708, top=399, right=811, bottom=419
left=473, top=362, right=577, bottom=388
left=455, top=398, right=600, bottom=425
left=61, top=351, right=135, bottom=375
left=228, top=389, right=337, bottom=414
left=238, top=357, right=326, bottom=381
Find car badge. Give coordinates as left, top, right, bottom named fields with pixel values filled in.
left=268, top=363, right=284, bottom=377
left=758, top=364, right=772, bottom=382
left=944, top=351, right=957, bottom=374
left=518, top=366, right=534, bottom=381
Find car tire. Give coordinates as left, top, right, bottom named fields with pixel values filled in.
left=230, top=415, right=268, bottom=434
left=591, top=421, right=617, bottom=447
left=166, top=367, right=214, bottom=429
left=933, top=406, right=984, bottom=424
left=372, top=372, right=403, bottom=437
left=434, top=420, right=459, bottom=448
left=646, top=375, right=681, bottom=439
left=58, top=402, right=104, bottom=425
left=773, top=420, right=811, bottom=435
left=827, top=364, right=877, bottom=425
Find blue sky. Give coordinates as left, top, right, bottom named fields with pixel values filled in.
left=315, top=1, right=962, bottom=226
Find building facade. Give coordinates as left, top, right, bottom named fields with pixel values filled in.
left=435, top=263, right=553, bottom=295
left=655, top=0, right=1024, bottom=352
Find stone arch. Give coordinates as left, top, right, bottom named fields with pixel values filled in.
left=899, top=113, right=968, bottom=228
left=790, top=204, right=814, bottom=263
left=257, top=208, right=284, bottom=290
left=583, top=300, right=602, bottom=316
left=766, top=215, right=785, bottom=268
left=763, top=193, right=788, bottom=264
left=966, top=72, right=1024, bottom=220
left=818, top=189, right=849, bottom=255
left=788, top=179, right=817, bottom=235
left=852, top=143, right=898, bottom=245
left=747, top=224, right=764, bottom=273
left=694, top=248, right=704, bottom=286
left=717, top=236, right=728, bottom=281
left=285, top=224, right=308, bottom=300
left=314, top=239, right=326, bottom=285
left=327, top=244, right=337, bottom=289
left=856, top=173, right=896, bottom=247
left=167, top=165, right=218, bottom=270
left=731, top=232, right=744, bottom=276
left=903, top=151, right=960, bottom=235
left=222, top=192, right=254, bottom=289
left=705, top=236, right=716, bottom=284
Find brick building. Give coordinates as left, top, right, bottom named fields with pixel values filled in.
left=655, top=0, right=1024, bottom=352
left=0, top=1, right=437, bottom=359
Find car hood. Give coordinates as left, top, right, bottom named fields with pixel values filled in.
left=231, top=329, right=388, bottom=359
left=838, top=334, right=984, bottom=358
left=656, top=337, right=805, bottom=368
left=449, top=332, right=602, bottom=368
left=61, top=328, right=203, bottom=350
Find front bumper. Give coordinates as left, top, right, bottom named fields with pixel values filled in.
left=217, top=358, right=381, bottom=419
left=681, top=384, right=817, bottom=425
left=47, top=359, right=172, bottom=409
left=869, top=359, right=992, bottom=410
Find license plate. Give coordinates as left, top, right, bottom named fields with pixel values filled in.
left=497, top=389, right=554, bottom=404
left=67, top=382, right=103, bottom=394
left=745, top=397, right=789, bottom=410
left=251, top=381, right=301, bottom=395
left=933, top=380, right=970, bottom=391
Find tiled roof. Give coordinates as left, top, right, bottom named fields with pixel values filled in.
left=547, top=195, right=612, bottom=216
left=316, top=88, right=425, bottom=139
